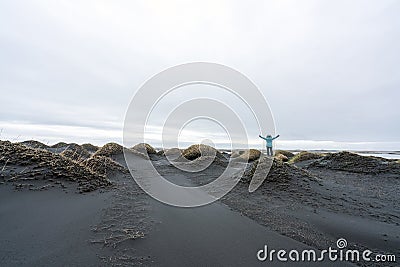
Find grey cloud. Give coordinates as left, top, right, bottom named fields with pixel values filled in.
left=0, top=0, right=399, bottom=148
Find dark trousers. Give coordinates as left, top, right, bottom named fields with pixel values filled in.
left=267, top=147, right=273, bottom=156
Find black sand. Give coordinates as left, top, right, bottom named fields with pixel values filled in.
left=0, top=141, right=398, bottom=266
left=0, top=184, right=111, bottom=266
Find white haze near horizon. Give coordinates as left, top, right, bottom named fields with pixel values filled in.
left=0, top=0, right=399, bottom=151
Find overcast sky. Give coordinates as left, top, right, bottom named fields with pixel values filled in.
left=1, top=0, right=399, bottom=150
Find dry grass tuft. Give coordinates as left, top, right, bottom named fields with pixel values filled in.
left=81, top=143, right=99, bottom=153
left=181, top=144, right=221, bottom=160
left=59, top=143, right=91, bottom=161
left=50, top=142, right=68, bottom=148
left=94, top=143, right=124, bottom=157
left=19, top=140, right=49, bottom=150
left=289, top=151, right=325, bottom=163
left=274, top=150, right=295, bottom=159
left=131, top=143, right=157, bottom=155
left=238, top=149, right=261, bottom=161
left=158, top=148, right=183, bottom=160
left=84, top=155, right=127, bottom=175
left=60, top=150, right=86, bottom=162
left=0, top=140, right=111, bottom=192
left=241, top=157, right=314, bottom=184
left=275, top=153, right=289, bottom=162
left=308, top=151, right=400, bottom=175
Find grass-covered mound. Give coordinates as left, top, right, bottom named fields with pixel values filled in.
left=59, top=143, right=91, bottom=161
left=81, top=143, right=99, bottom=153
left=181, top=144, right=222, bottom=161
left=84, top=155, right=127, bottom=175
left=308, top=151, right=400, bottom=175
left=241, top=157, right=314, bottom=184
left=158, top=148, right=183, bottom=160
left=94, top=142, right=124, bottom=157
left=19, top=140, right=50, bottom=150
left=131, top=143, right=157, bottom=155
left=274, top=153, right=289, bottom=162
left=0, top=140, right=111, bottom=192
left=60, top=149, right=90, bottom=162
left=238, top=149, right=261, bottom=161
left=289, top=151, right=325, bottom=163
left=274, top=150, right=295, bottom=159
left=50, top=142, right=68, bottom=148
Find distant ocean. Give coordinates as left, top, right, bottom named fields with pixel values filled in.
left=289, top=150, right=400, bottom=160
left=355, top=152, right=400, bottom=160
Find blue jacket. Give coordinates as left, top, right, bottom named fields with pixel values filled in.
left=259, top=134, right=279, bottom=147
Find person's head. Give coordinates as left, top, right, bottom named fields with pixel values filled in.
left=267, top=134, right=272, bottom=138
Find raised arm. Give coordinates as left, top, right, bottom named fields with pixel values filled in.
left=272, top=134, right=280, bottom=140
left=259, top=135, right=267, bottom=141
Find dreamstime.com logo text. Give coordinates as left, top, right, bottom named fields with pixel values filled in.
left=257, top=238, right=397, bottom=263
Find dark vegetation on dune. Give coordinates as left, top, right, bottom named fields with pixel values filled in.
left=222, top=151, right=399, bottom=261
left=274, top=153, right=289, bottom=162
left=181, top=144, right=217, bottom=160
left=241, top=157, right=315, bottom=184
left=153, top=145, right=228, bottom=170
left=180, top=144, right=224, bottom=161
left=231, top=150, right=399, bottom=212
left=289, top=151, right=325, bottom=163
left=19, top=140, right=50, bottom=150
left=274, top=150, right=295, bottom=162
left=2, top=140, right=398, bottom=193
left=230, top=149, right=261, bottom=161
left=157, top=147, right=182, bottom=156
left=60, top=149, right=87, bottom=162
left=238, top=149, right=261, bottom=161
left=60, top=143, right=91, bottom=161
left=81, top=143, right=99, bottom=153
left=0, top=140, right=119, bottom=192
left=308, top=151, right=400, bottom=175
left=84, top=155, right=128, bottom=175
left=236, top=149, right=399, bottom=188
left=131, top=143, right=157, bottom=155
left=93, top=142, right=124, bottom=157
left=51, top=142, right=69, bottom=148
left=274, top=149, right=295, bottom=159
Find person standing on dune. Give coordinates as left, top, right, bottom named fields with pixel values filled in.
left=259, top=134, right=280, bottom=156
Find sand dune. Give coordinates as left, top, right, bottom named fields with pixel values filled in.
left=1, top=140, right=399, bottom=266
